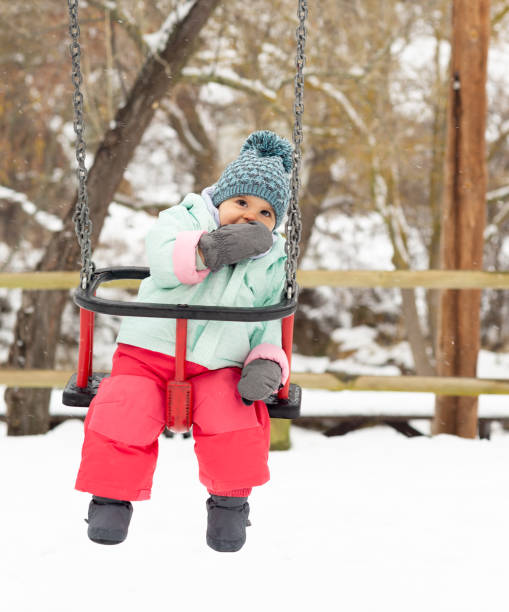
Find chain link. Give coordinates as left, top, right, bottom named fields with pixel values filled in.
left=284, top=0, right=307, bottom=300
left=68, top=0, right=95, bottom=289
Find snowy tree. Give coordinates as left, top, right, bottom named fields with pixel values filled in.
left=4, top=0, right=221, bottom=435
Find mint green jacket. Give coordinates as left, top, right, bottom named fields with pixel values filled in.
left=116, top=192, right=287, bottom=370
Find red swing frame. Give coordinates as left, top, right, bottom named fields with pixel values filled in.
left=76, top=307, right=295, bottom=434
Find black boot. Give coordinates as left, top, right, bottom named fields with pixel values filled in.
left=86, top=496, right=133, bottom=545
left=206, top=495, right=250, bottom=552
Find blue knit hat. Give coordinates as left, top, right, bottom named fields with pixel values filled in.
left=212, top=130, right=293, bottom=229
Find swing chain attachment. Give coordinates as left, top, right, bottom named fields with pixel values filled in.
left=68, top=0, right=95, bottom=290
left=285, top=0, right=307, bottom=301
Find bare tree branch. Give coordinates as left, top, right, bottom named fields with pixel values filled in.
left=86, top=0, right=150, bottom=54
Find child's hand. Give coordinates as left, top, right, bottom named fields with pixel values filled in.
left=198, top=221, right=272, bottom=271
left=237, top=358, right=282, bottom=405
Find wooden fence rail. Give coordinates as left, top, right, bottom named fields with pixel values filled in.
left=2, top=369, right=509, bottom=396
left=3, top=269, right=509, bottom=290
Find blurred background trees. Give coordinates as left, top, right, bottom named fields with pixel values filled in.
left=2, top=0, right=509, bottom=431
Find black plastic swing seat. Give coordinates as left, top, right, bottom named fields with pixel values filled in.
left=265, top=383, right=302, bottom=419
left=62, top=372, right=109, bottom=407
left=65, top=267, right=301, bottom=419
left=62, top=372, right=301, bottom=419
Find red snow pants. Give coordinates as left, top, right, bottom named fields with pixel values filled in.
left=75, top=343, right=271, bottom=501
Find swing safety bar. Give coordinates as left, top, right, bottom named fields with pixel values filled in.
left=74, top=267, right=298, bottom=322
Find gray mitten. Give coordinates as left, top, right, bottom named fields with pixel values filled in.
left=237, top=358, right=282, bottom=405
left=198, top=221, right=272, bottom=272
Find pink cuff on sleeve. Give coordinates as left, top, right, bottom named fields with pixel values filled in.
left=244, top=343, right=290, bottom=385
left=173, top=230, right=210, bottom=285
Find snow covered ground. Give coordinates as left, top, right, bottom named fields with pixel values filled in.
left=2, top=389, right=509, bottom=612
left=3, top=195, right=509, bottom=610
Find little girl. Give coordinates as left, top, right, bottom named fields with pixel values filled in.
left=75, top=130, right=292, bottom=552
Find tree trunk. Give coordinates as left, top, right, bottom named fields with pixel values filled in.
left=5, top=0, right=221, bottom=435
left=400, top=289, right=434, bottom=376
left=298, top=144, right=336, bottom=264
left=382, top=162, right=434, bottom=376
left=167, top=83, right=219, bottom=190
left=426, top=19, right=448, bottom=360
left=433, top=0, right=490, bottom=438
left=293, top=144, right=337, bottom=354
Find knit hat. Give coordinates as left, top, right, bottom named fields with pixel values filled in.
left=212, top=130, right=293, bottom=229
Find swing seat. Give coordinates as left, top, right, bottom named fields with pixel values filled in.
left=63, top=373, right=195, bottom=433
left=63, top=374, right=301, bottom=421
left=63, top=372, right=108, bottom=407
left=62, top=267, right=302, bottom=432
left=65, top=0, right=307, bottom=435
left=265, top=383, right=302, bottom=419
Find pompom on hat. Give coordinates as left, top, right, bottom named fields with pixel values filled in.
left=212, top=130, right=293, bottom=229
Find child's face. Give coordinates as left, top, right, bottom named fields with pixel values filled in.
left=218, top=195, right=276, bottom=231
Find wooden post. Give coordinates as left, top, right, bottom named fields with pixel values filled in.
left=433, top=0, right=491, bottom=438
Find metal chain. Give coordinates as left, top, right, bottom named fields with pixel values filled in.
left=284, top=0, right=307, bottom=300
left=68, top=0, right=95, bottom=289
left=67, top=0, right=304, bottom=295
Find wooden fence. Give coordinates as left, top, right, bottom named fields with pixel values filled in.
left=3, top=269, right=509, bottom=290
left=1, top=269, right=509, bottom=396
left=2, top=369, right=509, bottom=396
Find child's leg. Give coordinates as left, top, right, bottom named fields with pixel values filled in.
left=190, top=366, right=271, bottom=495
left=75, top=344, right=170, bottom=501
left=190, top=368, right=271, bottom=550
left=76, top=413, right=160, bottom=501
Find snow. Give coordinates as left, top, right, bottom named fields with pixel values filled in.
left=183, top=66, right=278, bottom=101
left=94, top=202, right=153, bottom=268
left=143, top=1, right=196, bottom=54
left=122, top=114, right=187, bottom=206
left=4, top=17, right=509, bottom=610
left=2, top=414, right=509, bottom=611
left=3, top=342, right=509, bottom=612
left=307, top=75, right=373, bottom=142
left=0, top=185, right=63, bottom=232
left=304, top=211, right=399, bottom=270
left=488, top=184, right=509, bottom=203
left=2, top=236, right=509, bottom=607
left=487, top=40, right=509, bottom=98
left=2, top=349, right=509, bottom=610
